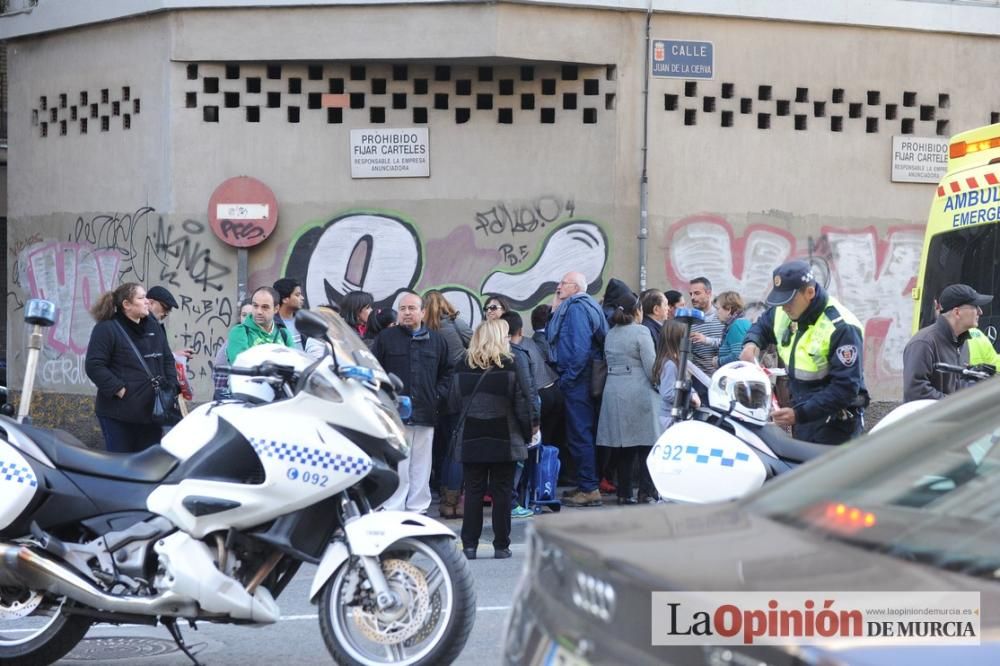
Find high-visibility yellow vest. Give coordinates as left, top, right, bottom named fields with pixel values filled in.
left=967, top=328, right=999, bottom=368
left=773, top=297, right=863, bottom=381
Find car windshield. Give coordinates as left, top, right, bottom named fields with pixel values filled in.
left=747, top=378, right=1000, bottom=580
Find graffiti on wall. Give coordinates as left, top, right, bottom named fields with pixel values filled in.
left=69, top=209, right=231, bottom=292
left=15, top=199, right=606, bottom=395
left=25, top=242, right=121, bottom=354
left=283, top=200, right=609, bottom=328
left=285, top=213, right=424, bottom=308
left=663, top=215, right=923, bottom=384
left=14, top=209, right=237, bottom=394
left=481, top=223, right=607, bottom=308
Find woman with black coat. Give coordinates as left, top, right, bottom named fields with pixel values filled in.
left=449, top=319, right=538, bottom=560
left=85, top=282, right=178, bottom=453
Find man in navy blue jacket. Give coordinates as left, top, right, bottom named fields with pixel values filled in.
left=372, top=292, right=452, bottom=513
left=546, top=271, right=608, bottom=506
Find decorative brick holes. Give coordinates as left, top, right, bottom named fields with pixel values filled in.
left=664, top=83, right=952, bottom=135
left=184, top=62, right=616, bottom=126
left=32, top=86, right=139, bottom=138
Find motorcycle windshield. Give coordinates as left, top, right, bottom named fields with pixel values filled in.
left=314, top=309, right=383, bottom=374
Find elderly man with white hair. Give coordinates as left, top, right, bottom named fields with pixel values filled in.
left=545, top=271, right=608, bottom=507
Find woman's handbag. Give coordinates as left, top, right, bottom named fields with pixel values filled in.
left=114, top=322, right=178, bottom=426
left=446, top=368, right=493, bottom=460
left=149, top=382, right=173, bottom=425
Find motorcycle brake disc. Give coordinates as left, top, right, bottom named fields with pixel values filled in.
left=351, top=559, right=430, bottom=645
left=0, top=588, right=44, bottom=621
left=405, top=589, right=442, bottom=647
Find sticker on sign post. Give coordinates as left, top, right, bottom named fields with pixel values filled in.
left=215, top=204, right=270, bottom=220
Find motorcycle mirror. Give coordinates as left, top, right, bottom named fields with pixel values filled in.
left=387, top=372, right=404, bottom=394
left=296, top=309, right=331, bottom=343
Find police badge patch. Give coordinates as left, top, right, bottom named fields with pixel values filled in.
left=836, top=345, right=858, bottom=367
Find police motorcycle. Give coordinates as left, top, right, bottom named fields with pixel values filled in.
left=0, top=301, right=475, bottom=666
left=646, top=308, right=834, bottom=504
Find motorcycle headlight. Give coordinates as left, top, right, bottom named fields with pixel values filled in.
left=373, top=405, right=409, bottom=457
left=303, top=371, right=343, bottom=403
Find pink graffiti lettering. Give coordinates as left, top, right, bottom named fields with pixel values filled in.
left=24, top=242, right=121, bottom=354
left=663, top=216, right=923, bottom=395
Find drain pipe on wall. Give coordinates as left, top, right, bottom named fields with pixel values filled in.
left=637, top=0, right=653, bottom=292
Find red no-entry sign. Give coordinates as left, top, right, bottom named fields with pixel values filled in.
left=208, top=176, right=279, bottom=248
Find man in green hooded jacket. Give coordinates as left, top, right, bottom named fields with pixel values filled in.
left=227, top=286, right=295, bottom=363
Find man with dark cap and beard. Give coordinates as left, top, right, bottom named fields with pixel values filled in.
left=146, top=285, right=193, bottom=361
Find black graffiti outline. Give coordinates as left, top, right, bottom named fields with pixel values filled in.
left=219, top=219, right=267, bottom=242
left=70, top=208, right=231, bottom=292
left=473, top=196, right=576, bottom=238
left=154, top=218, right=231, bottom=293
left=480, top=220, right=608, bottom=309
left=284, top=212, right=423, bottom=310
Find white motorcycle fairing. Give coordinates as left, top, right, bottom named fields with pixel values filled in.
left=647, top=420, right=768, bottom=503
left=309, top=511, right=455, bottom=601
left=870, top=399, right=936, bottom=434
left=0, top=441, right=40, bottom=531
left=150, top=403, right=373, bottom=538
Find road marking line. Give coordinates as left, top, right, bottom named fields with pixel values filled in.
left=3, top=606, right=513, bottom=633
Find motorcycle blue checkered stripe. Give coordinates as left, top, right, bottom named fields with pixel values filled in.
left=0, top=459, right=38, bottom=487
left=684, top=445, right=750, bottom=468
left=249, top=438, right=371, bottom=476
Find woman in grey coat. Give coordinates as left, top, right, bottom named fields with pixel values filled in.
left=424, top=290, right=474, bottom=518
left=424, top=290, right=473, bottom=367
left=595, top=291, right=662, bottom=504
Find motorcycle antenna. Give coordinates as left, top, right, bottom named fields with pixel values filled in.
left=671, top=307, right=704, bottom=421
left=18, top=300, right=57, bottom=424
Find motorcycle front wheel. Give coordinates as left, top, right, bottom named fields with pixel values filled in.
left=319, top=536, right=476, bottom=666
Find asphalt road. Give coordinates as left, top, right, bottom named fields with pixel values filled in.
left=56, top=513, right=544, bottom=666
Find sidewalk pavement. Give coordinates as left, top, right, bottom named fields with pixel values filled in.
left=430, top=486, right=624, bottom=545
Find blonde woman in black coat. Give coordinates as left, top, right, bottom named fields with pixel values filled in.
left=449, top=319, right=538, bottom=560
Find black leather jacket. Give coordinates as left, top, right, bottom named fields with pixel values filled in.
left=371, top=325, right=452, bottom=426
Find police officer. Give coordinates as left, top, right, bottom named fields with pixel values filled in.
left=967, top=328, right=999, bottom=371
left=740, top=260, right=867, bottom=444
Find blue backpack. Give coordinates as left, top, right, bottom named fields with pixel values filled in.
left=532, top=445, right=561, bottom=502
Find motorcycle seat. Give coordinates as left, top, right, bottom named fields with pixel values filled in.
left=1, top=420, right=177, bottom=482
left=754, top=424, right=834, bottom=464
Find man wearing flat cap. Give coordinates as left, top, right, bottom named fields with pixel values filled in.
left=903, top=284, right=993, bottom=401
left=146, top=285, right=193, bottom=360
left=741, top=260, right=868, bottom=444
